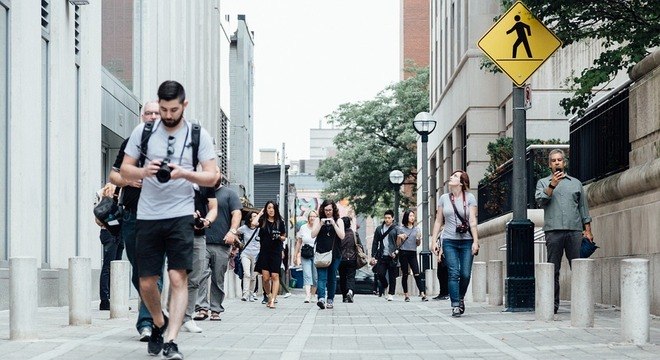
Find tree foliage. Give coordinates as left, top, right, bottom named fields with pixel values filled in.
left=483, top=0, right=660, bottom=116
left=316, top=66, right=429, bottom=216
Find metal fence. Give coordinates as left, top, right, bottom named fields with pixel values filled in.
left=569, top=86, right=630, bottom=184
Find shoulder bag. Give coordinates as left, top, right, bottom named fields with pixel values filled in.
left=314, top=228, right=336, bottom=268
left=355, top=236, right=368, bottom=268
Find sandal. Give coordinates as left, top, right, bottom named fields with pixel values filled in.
left=267, top=301, right=276, bottom=309
left=209, top=312, right=221, bottom=321
left=193, top=309, right=208, bottom=321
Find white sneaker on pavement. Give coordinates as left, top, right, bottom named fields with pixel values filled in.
left=387, top=295, right=394, bottom=301
left=283, top=292, right=291, bottom=298
left=181, top=320, right=202, bottom=333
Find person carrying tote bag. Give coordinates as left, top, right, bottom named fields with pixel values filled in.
left=311, top=200, right=345, bottom=310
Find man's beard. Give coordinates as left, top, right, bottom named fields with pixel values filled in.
left=162, top=114, right=183, bottom=128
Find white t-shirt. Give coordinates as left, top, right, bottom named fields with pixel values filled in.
left=124, top=119, right=216, bottom=220
left=296, top=224, right=316, bottom=247
left=238, top=225, right=260, bottom=259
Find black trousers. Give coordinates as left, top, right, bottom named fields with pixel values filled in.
left=377, top=256, right=398, bottom=296
left=338, top=259, right=357, bottom=297
left=99, top=229, right=124, bottom=301
left=437, top=256, right=449, bottom=296
left=398, top=250, right=425, bottom=293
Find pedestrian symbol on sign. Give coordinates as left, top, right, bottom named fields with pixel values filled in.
left=506, top=15, right=532, bottom=58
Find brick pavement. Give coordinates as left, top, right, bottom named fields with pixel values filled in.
left=0, top=291, right=658, bottom=359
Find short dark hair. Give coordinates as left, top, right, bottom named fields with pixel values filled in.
left=384, top=209, right=394, bottom=217
left=157, top=80, right=186, bottom=103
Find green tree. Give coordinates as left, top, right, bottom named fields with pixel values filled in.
left=316, top=66, right=429, bottom=216
left=483, top=0, right=660, bottom=116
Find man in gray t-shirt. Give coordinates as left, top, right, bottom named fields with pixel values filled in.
left=121, top=81, right=219, bottom=359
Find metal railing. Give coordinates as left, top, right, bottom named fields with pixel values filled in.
left=569, top=83, right=631, bottom=184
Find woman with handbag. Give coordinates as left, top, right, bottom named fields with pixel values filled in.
left=237, top=211, right=260, bottom=302
left=396, top=210, right=428, bottom=302
left=294, top=210, right=318, bottom=303
left=255, top=201, right=287, bottom=309
left=311, top=200, right=345, bottom=310
left=338, top=216, right=360, bottom=303
left=431, top=170, right=480, bottom=317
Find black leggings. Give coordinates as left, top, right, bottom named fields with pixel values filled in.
left=398, top=250, right=425, bottom=294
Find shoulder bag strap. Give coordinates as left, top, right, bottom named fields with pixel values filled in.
left=243, top=228, right=258, bottom=249
left=450, top=193, right=468, bottom=225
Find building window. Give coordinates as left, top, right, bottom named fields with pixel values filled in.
left=219, top=109, right=229, bottom=179
left=41, top=0, right=49, bottom=33
left=74, top=5, right=81, bottom=63
left=102, top=0, right=134, bottom=89
left=459, top=121, right=467, bottom=171
left=0, top=1, right=8, bottom=260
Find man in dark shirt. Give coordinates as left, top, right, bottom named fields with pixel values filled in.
left=109, top=101, right=160, bottom=341
left=370, top=210, right=399, bottom=300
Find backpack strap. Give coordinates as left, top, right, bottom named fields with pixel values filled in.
left=138, top=121, right=155, bottom=167
left=191, top=122, right=201, bottom=170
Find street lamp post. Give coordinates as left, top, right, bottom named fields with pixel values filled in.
left=413, top=112, right=437, bottom=275
left=389, top=170, right=404, bottom=223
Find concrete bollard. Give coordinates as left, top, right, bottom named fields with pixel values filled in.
left=472, top=262, right=486, bottom=302
left=571, top=258, right=594, bottom=327
left=68, top=257, right=91, bottom=325
left=110, top=260, right=130, bottom=318
left=621, top=258, right=650, bottom=345
left=488, top=260, right=503, bottom=306
left=424, top=269, right=435, bottom=296
left=9, top=257, right=38, bottom=340
left=535, top=262, right=554, bottom=321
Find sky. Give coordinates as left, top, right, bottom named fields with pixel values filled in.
left=222, top=0, right=401, bottom=162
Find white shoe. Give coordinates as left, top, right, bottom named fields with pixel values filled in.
left=249, top=295, right=256, bottom=302
left=387, top=295, right=394, bottom=301
left=283, top=292, right=291, bottom=298
left=241, top=295, right=248, bottom=301
left=138, top=327, right=151, bottom=342
left=181, top=320, right=202, bottom=333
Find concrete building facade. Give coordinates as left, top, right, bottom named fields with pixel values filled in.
left=228, top=15, right=255, bottom=203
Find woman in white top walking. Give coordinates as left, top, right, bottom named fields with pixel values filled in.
left=294, top=210, right=318, bottom=303
left=238, top=211, right=260, bottom=301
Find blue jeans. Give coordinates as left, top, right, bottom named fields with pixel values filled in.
left=301, top=257, right=317, bottom=287
left=442, top=239, right=474, bottom=307
left=122, top=210, right=162, bottom=332
left=316, top=258, right=340, bottom=301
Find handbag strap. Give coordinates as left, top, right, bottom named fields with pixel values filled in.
left=395, top=226, right=415, bottom=251
left=242, top=227, right=258, bottom=250
left=450, top=192, right=468, bottom=225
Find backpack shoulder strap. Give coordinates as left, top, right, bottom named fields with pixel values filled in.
left=191, top=121, right=201, bottom=170
left=138, top=121, right=155, bottom=167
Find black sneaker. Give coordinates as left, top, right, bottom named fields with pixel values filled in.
left=347, top=290, right=354, bottom=303
left=459, top=299, right=465, bottom=314
left=162, top=340, right=183, bottom=360
left=99, top=299, right=110, bottom=311
left=261, top=295, right=268, bottom=304
left=147, top=313, right=168, bottom=356
left=452, top=307, right=462, bottom=317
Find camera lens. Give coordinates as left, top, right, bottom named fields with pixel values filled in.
left=156, top=159, right=172, bottom=183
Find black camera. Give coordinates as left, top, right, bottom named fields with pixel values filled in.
left=194, top=216, right=205, bottom=229
left=324, top=220, right=331, bottom=226
left=456, top=223, right=469, bottom=234
left=272, top=230, right=281, bottom=241
left=156, top=159, right=172, bottom=183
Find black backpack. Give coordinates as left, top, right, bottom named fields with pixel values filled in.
left=138, top=120, right=202, bottom=169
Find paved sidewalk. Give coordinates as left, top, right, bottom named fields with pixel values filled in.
left=0, top=291, right=658, bottom=359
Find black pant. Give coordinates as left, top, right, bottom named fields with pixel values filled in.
left=398, top=250, right=425, bottom=293
left=100, top=229, right=124, bottom=301
left=437, top=257, right=449, bottom=296
left=546, top=230, right=581, bottom=311
left=338, top=259, right=357, bottom=298
left=377, top=256, right=398, bottom=296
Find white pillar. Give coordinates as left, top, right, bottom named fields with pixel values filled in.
left=621, top=258, right=650, bottom=345
left=535, top=262, right=554, bottom=322
left=472, top=262, right=487, bottom=302
left=9, top=257, right=38, bottom=340
left=68, top=257, right=91, bottom=325
left=110, top=260, right=130, bottom=318
left=424, top=269, right=435, bottom=296
left=571, top=259, right=594, bottom=327
left=488, top=260, right=503, bottom=306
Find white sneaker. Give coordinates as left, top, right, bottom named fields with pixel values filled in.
left=249, top=294, right=256, bottom=302
left=283, top=292, right=291, bottom=298
left=181, top=320, right=202, bottom=333
left=387, top=295, right=394, bottom=301
left=241, top=295, right=248, bottom=301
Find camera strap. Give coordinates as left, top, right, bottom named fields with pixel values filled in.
left=450, top=192, right=469, bottom=226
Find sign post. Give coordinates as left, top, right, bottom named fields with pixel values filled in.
left=478, top=1, right=562, bottom=311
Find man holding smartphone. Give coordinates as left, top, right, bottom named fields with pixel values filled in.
left=535, top=149, right=593, bottom=314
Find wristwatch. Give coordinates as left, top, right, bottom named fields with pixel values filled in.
left=230, top=228, right=238, bottom=235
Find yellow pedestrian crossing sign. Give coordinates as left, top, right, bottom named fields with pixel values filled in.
left=478, top=1, right=562, bottom=87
